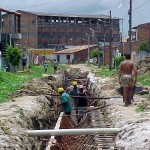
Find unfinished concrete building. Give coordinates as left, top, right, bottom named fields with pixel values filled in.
left=2, top=10, right=120, bottom=50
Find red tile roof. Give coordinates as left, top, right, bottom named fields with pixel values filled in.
left=55, top=45, right=95, bottom=54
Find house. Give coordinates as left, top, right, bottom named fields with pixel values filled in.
left=1, top=9, right=121, bottom=67
left=54, top=45, right=97, bottom=64
left=0, top=8, right=22, bottom=69
left=104, top=22, right=150, bottom=65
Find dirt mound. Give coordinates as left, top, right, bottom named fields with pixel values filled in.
left=0, top=96, right=57, bottom=149
left=137, top=56, right=150, bottom=75
left=0, top=75, right=62, bottom=149
left=12, top=76, right=58, bottom=98
left=67, top=68, right=89, bottom=79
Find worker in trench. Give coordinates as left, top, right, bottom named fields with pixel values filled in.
left=77, top=85, right=88, bottom=123
left=57, top=87, right=72, bottom=116
left=118, top=54, right=137, bottom=106
left=69, top=81, right=79, bottom=120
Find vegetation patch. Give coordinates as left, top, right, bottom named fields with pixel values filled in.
left=138, top=75, right=150, bottom=86
left=135, top=100, right=145, bottom=112
left=14, top=108, right=25, bottom=119
left=0, top=64, right=68, bottom=103
left=95, top=66, right=118, bottom=77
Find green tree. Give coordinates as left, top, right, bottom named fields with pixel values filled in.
left=6, top=45, right=23, bottom=72
left=90, top=49, right=103, bottom=58
left=138, top=41, right=149, bottom=51
left=114, top=56, right=125, bottom=63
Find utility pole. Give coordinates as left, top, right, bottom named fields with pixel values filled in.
left=109, top=10, right=112, bottom=70
left=149, top=24, right=150, bottom=53
left=121, top=18, right=124, bottom=55
left=87, top=34, right=90, bottom=64
left=128, top=0, right=132, bottom=54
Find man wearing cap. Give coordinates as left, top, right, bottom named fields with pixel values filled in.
left=57, top=87, right=72, bottom=115
left=69, top=81, right=79, bottom=118
left=77, top=85, right=88, bottom=123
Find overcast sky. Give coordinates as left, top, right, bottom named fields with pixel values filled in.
left=0, top=0, right=150, bottom=36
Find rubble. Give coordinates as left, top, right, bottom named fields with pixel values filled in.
left=137, top=56, right=150, bottom=75
left=67, top=68, right=89, bottom=79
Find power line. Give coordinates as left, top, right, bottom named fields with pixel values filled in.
left=25, top=0, right=79, bottom=8
left=132, top=0, right=150, bottom=11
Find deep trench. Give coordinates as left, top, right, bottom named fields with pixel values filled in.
left=29, top=73, right=123, bottom=150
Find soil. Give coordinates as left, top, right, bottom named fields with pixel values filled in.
left=70, top=64, right=150, bottom=150
left=0, top=63, right=149, bottom=149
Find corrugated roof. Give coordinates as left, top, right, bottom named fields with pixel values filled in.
left=17, top=10, right=119, bottom=19
left=55, top=45, right=95, bottom=54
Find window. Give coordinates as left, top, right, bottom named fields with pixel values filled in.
left=66, top=55, right=70, bottom=60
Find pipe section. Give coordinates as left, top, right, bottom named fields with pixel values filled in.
left=27, top=128, right=120, bottom=137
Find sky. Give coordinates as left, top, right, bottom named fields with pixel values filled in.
left=0, top=0, right=150, bottom=36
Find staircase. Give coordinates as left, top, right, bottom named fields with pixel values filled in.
left=0, top=42, right=7, bottom=56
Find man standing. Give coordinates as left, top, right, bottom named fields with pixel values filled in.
left=43, top=61, right=48, bottom=73
left=77, top=85, right=88, bottom=123
left=53, top=59, right=58, bottom=74
left=21, top=54, right=27, bottom=71
left=118, top=54, right=137, bottom=106
left=57, top=87, right=72, bottom=116
left=69, top=81, right=79, bottom=119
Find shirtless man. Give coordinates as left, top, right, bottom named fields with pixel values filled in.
left=118, top=54, right=137, bottom=106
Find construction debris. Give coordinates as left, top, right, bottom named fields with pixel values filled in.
left=137, top=56, right=150, bottom=75
left=67, top=68, right=89, bottom=79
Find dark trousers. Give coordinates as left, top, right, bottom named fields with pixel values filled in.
left=65, top=112, right=71, bottom=115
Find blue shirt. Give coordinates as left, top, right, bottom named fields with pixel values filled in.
left=61, top=93, right=72, bottom=113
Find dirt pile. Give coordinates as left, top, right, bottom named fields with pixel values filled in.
left=0, top=75, right=61, bottom=149
left=0, top=96, right=55, bottom=149
left=12, top=76, right=58, bottom=98
left=67, top=68, right=89, bottom=79
left=137, top=56, right=150, bottom=75
left=0, top=68, right=89, bottom=149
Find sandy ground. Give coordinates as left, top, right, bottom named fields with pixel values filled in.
left=68, top=64, right=150, bottom=150
left=69, top=63, right=150, bottom=121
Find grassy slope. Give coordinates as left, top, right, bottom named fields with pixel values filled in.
left=0, top=63, right=68, bottom=103
left=95, top=66, right=150, bottom=86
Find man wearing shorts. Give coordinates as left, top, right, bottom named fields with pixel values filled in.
left=53, top=59, right=58, bottom=74
left=118, top=54, right=137, bottom=106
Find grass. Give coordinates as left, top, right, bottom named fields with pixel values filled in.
left=94, top=66, right=150, bottom=87
left=94, top=66, right=118, bottom=77
left=0, top=63, right=68, bottom=103
left=138, top=75, right=150, bottom=86
left=135, top=100, right=145, bottom=112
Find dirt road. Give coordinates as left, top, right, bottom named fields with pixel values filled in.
left=68, top=63, right=150, bottom=150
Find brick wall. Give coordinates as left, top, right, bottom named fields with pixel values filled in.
left=104, top=22, right=150, bottom=65
left=137, top=23, right=150, bottom=41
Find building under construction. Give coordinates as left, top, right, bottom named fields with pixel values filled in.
left=1, top=10, right=120, bottom=50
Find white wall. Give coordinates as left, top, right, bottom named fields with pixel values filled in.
left=136, top=51, right=149, bottom=62
left=46, top=54, right=56, bottom=61
left=132, top=51, right=150, bottom=64
left=55, top=54, right=74, bottom=64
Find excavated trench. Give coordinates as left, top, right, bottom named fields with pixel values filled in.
left=0, top=68, right=125, bottom=150
left=36, top=70, right=124, bottom=150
